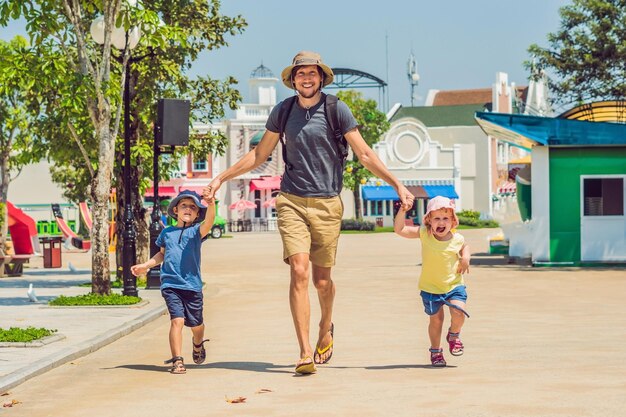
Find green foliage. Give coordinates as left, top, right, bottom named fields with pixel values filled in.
left=0, top=326, right=57, bottom=343
left=338, top=90, right=390, bottom=191
left=49, top=293, right=141, bottom=306
left=457, top=214, right=499, bottom=228
left=341, top=218, right=376, bottom=231
left=457, top=210, right=481, bottom=221
left=337, top=90, right=389, bottom=219
left=527, top=0, right=626, bottom=106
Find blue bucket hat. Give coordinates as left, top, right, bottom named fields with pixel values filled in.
left=167, top=190, right=207, bottom=224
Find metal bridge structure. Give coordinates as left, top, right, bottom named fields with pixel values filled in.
left=326, top=68, right=388, bottom=111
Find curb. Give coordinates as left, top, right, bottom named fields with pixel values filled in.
left=0, top=304, right=167, bottom=394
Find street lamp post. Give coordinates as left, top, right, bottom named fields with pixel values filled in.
left=90, top=14, right=141, bottom=296
left=146, top=124, right=163, bottom=289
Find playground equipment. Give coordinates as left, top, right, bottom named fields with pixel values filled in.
left=2, top=201, right=39, bottom=276
left=51, top=203, right=91, bottom=250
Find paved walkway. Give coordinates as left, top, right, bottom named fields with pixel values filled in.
left=1, top=230, right=625, bottom=416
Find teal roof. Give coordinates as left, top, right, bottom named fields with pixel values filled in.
left=475, top=112, right=626, bottom=149
left=391, top=104, right=488, bottom=127
left=250, top=130, right=264, bottom=146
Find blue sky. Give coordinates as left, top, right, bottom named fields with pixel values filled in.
left=1, top=0, right=569, bottom=109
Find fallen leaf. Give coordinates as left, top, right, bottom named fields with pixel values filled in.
left=255, top=388, right=273, bottom=394
left=3, top=399, right=21, bottom=407
left=0, top=392, right=9, bottom=396
left=225, top=396, right=246, bottom=404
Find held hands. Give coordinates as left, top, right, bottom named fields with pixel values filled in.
left=203, top=178, right=222, bottom=201
left=397, top=184, right=415, bottom=211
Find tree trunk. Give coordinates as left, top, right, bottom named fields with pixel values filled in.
left=0, top=150, right=10, bottom=256
left=91, top=124, right=115, bottom=295
left=353, top=187, right=362, bottom=220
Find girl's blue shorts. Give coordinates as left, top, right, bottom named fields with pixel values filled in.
left=420, top=285, right=468, bottom=316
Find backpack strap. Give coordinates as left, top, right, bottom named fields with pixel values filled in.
left=278, top=95, right=298, bottom=170
left=324, top=94, right=349, bottom=166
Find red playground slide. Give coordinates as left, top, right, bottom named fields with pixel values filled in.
left=51, top=204, right=91, bottom=250
left=6, top=201, right=38, bottom=255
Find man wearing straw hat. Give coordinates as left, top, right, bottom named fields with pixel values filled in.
left=205, top=51, right=414, bottom=374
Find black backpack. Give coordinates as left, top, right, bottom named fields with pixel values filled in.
left=277, top=93, right=349, bottom=170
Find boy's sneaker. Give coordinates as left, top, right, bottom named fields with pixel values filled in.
left=446, top=330, right=464, bottom=356
left=429, top=348, right=446, bottom=367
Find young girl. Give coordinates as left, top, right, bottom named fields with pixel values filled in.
left=394, top=196, right=471, bottom=367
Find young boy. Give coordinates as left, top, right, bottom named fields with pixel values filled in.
left=131, top=188, right=215, bottom=374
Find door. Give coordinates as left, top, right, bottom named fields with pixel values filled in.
left=580, top=176, right=626, bottom=261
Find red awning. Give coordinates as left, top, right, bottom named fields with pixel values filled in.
left=145, top=186, right=177, bottom=197
left=249, top=176, right=281, bottom=191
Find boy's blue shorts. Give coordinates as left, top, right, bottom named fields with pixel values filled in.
left=420, top=286, right=468, bottom=317
left=161, top=287, right=204, bottom=327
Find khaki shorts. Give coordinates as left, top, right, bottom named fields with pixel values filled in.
left=276, top=192, right=343, bottom=267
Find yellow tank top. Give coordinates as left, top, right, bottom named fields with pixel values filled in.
left=419, top=227, right=465, bottom=294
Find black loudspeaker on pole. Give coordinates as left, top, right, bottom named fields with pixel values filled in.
left=156, top=99, right=191, bottom=146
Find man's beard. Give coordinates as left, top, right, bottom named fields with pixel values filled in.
left=296, top=85, right=320, bottom=99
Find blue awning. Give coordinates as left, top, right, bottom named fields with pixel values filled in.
left=361, top=185, right=398, bottom=201
left=475, top=111, right=626, bottom=150
left=423, top=185, right=459, bottom=199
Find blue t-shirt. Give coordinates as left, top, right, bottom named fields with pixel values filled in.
left=156, top=223, right=203, bottom=291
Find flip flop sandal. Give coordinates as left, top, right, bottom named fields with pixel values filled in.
left=446, top=330, right=464, bottom=356
left=314, top=323, right=334, bottom=365
left=164, top=356, right=186, bottom=374
left=295, top=356, right=316, bottom=375
left=192, top=338, right=210, bottom=364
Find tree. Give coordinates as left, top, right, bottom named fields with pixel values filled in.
left=0, top=1, right=245, bottom=293
left=0, top=0, right=169, bottom=294
left=337, top=90, right=390, bottom=219
left=527, top=0, right=626, bottom=107
left=0, top=36, right=48, bottom=256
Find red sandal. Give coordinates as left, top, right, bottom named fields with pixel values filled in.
left=446, top=330, right=464, bottom=356
left=429, top=348, right=446, bottom=367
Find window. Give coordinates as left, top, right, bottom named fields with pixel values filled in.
left=369, top=200, right=384, bottom=216
left=385, top=200, right=391, bottom=216
left=193, top=160, right=208, bottom=172
left=583, top=177, right=624, bottom=216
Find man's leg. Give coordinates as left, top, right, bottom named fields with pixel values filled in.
left=289, top=252, right=313, bottom=366
left=312, top=264, right=335, bottom=363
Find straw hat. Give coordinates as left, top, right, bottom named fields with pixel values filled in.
left=281, top=51, right=334, bottom=89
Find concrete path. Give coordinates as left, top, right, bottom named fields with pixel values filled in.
left=1, top=230, right=625, bottom=417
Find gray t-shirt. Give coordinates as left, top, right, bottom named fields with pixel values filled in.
left=266, top=95, right=358, bottom=197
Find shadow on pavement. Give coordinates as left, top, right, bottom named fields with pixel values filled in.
left=364, top=364, right=457, bottom=370
left=108, top=361, right=294, bottom=374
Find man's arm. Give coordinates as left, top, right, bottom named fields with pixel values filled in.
left=205, top=130, right=280, bottom=199
left=344, top=128, right=415, bottom=210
